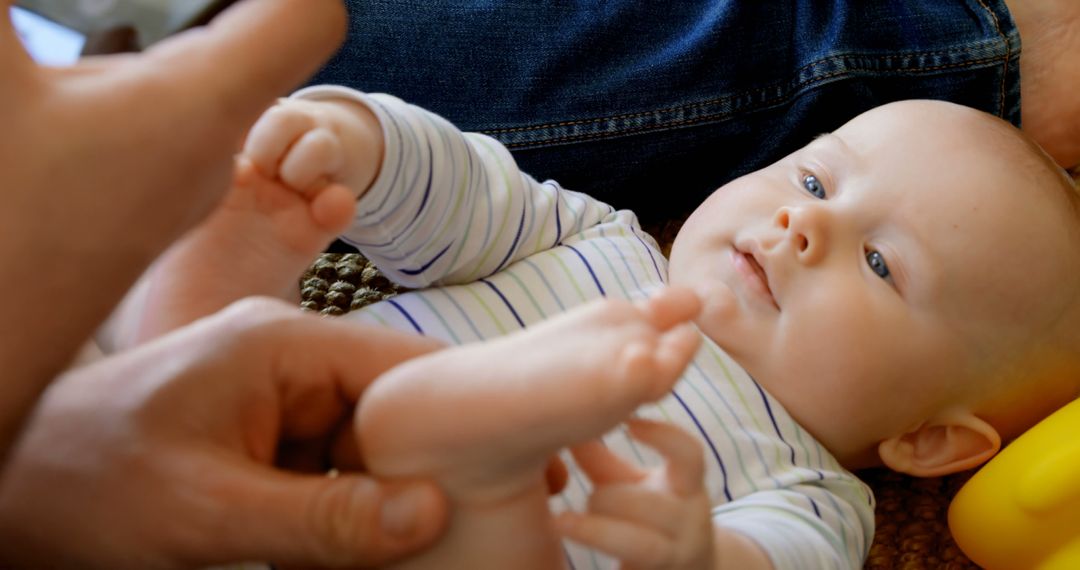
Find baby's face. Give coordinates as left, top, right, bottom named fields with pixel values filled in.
left=668, top=100, right=1080, bottom=459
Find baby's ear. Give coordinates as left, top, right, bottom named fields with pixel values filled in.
left=877, top=411, right=1001, bottom=477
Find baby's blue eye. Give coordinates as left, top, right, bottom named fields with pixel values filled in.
left=802, top=174, right=826, bottom=199
left=866, top=250, right=890, bottom=279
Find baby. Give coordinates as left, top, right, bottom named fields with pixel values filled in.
left=109, top=91, right=1080, bottom=569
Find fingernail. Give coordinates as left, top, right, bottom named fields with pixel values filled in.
left=380, top=486, right=431, bottom=538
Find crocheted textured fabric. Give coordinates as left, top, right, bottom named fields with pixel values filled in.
left=300, top=232, right=982, bottom=568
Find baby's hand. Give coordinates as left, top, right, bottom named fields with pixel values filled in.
left=243, top=97, right=383, bottom=198
left=557, top=418, right=715, bottom=569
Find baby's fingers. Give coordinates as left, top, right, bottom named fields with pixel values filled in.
left=279, top=127, right=345, bottom=196
left=556, top=512, right=672, bottom=569
left=571, top=439, right=644, bottom=486
left=243, top=103, right=317, bottom=179
left=626, top=418, right=705, bottom=497
left=587, top=483, right=692, bottom=539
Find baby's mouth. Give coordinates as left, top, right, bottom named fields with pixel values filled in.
left=744, top=253, right=775, bottom=298
left=732, top=248, right=779, bottom=309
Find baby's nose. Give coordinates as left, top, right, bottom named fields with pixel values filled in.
left=774, top=205, right=829, bottom=265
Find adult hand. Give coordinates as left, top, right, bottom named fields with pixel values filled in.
left=0, top=0, right=347, bottom=457
left=0, top=298, right=449, bottom=569
left=1006, top=0, right=1080, bottom=172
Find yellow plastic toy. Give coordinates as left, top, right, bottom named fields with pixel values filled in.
left=948, top=398, right=1080, bottom=570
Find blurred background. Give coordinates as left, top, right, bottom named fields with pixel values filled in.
left=13, top=0, right=231, bottom=63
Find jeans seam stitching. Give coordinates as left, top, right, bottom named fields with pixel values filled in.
left=485, top=51, right=1010, bottom=137
left=490, top=55, right=1010, bottom=145
left=971, top=0, right=1011, bottom=117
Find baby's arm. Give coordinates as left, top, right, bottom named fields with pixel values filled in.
left=275, top=87, right=622, bottom=288
left=558, top=419, right=771, bottom=569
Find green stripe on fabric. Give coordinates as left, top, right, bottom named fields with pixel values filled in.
left=465, top=285, right=511, bottom=336
left=585, top=241, right=631, bottom=299
left=414, top=294, right=462, bottom=344
left=503, top=268, right=549, bottom=321
left=614, top=226, right=659, bottom=285
left=681, top=368, right=761, bottom=493
left=365, top=309, right=392, bottom=328
left=468, top=137, right=517, bottom=277
left=703, top=343, right=786, bottom=469
left=551, top=254, right=590, bottom=304
left=441, top=136, right=480, bottom=279
left=530, top=183, right=556, bottom=253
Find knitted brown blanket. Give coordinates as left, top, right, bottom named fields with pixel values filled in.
left=300, top=246, right=982, bottom=569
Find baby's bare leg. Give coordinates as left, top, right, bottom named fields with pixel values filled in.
left=102, top=160, right=355, bottom=349
left=357, top=287, right=701, bottom=569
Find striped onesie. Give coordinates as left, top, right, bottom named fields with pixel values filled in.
left=295, top=86, right=875, bottom=570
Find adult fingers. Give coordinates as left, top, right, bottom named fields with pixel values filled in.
left=625, top=418, right=705, bottom=497
left=201, top=298, right=444, bottom=441
left=213, top=463, right=449, bottom=568
left=546, top=455, right=569, bottom=495
left=142, top=0, right=347, bottom=129
left=570, top=439, right=643, bottom=486
left=219, top=297, right=444, bottom=400
left=265, top=309, right=446, bottom=403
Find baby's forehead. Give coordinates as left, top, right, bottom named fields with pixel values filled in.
left=839, top=100, right=1019, bottom=154
left=839, top=103, right=1080, bottom=319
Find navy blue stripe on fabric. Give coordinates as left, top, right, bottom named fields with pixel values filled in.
left=809, top=496, right=822, bottom=519
left=562, top=547, right=575, bottom=570
left=412, top=138, right=435, bottom=222
left=672, top=391, right=732, bottom=502
left=495, top=203, right=527, bottom=273
left=400, top=242, right=453, bottom=276
left=480, top=279, right=526, bottom=328
left=387, top=299, right=424, bottom=334
left=366, top=100, right=403, bottom=218
left=553, top=184, right=563, bottom=248
left=750, top=377, right=797, bottom=465
left=632, top=230, right=665, bottom=282
left=565, top=244, right=606, bottom=297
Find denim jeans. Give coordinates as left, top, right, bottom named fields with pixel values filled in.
left=311, top=0, right=1020, bottom=222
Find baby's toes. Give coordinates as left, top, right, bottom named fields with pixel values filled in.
left=615, top=324, right=700, bottom=402
left=636, top=286, right=702, bottom=332
left=654, top=323, right=701, bottom=378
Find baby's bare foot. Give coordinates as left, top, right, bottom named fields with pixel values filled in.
left=356, top=287, right=702, bottom=505
left=127, top=159, right=356, bottom=344
left=1007, top=0, right=1080, bottom=169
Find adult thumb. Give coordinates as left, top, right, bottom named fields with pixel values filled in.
left=210, top=464, right=449, bottom=568
left=144, top=0, right=347, bottom=128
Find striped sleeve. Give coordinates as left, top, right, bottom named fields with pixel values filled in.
left=293, top=86, right=616, bottom=288
left=712, top=479, right=873, bottom=570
